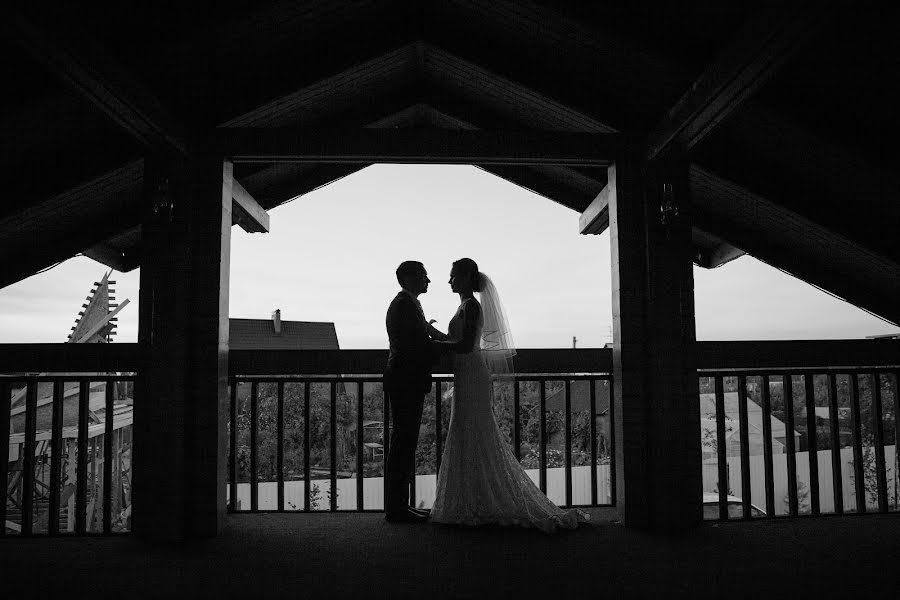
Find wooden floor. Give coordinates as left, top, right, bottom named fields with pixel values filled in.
left=2, top=508, right=897, bottom=598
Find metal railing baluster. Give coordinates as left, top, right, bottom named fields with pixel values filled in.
left=250, top=381, right=258, bottom=512
left=104, top=379, right=115, bottom=532
left=357, top=381, right=364, bottom=511
left=304, top=383, right=311, bottom=512
left=872, top=373, right=888, bottom=513
left=435, top=381, right=442, bottom=476
left=804, top=372, right=820, bottom=515
left=229, top=378, right=237, bottom=512
left=382, top=388, right=390, bottom=512
left=608, top=377, right=616, bottom=507
left=513, top=380, right=521, bottom=462
left=49, top=380, right=63, bottom=535
left=737, top=375, right=751, bottom=519
left=277, top=381, right=285, bottom=512
left=589, top=379, right=598, bottom=506
left=761, top=375, right=775, bottom=516
left=714, top=375, right=728, bottom=520
left=330, top=382, right=338, bottom=512
left=827, top=373, right=843, bottom=515
left=0, top=381, right=9, bottom=536
left=850, top=373, right=866, bottom=513
left=22, top=380, right=37, bottom=536
left=539, top=379, right=547, bottom=495
left=784, top=374, right=799, bottom=517
left=564, top=380, right=572, bottom=507
left=76, top=381, right=89, bottom=534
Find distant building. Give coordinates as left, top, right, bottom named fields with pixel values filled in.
left=699, top=392, right=800, bottom=462
left=229, top=309, right=339, bottom=350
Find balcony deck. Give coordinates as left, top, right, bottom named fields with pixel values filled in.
left=3, top=509, right=897, bottom=598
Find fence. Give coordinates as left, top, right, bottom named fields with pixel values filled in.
left=227, top=374, right=614, bottom=512
left=700, top=368, right=899, bottom=520
left=704, top=446, right=898, bottom=517
left=2, top=376, right=134, bottom=537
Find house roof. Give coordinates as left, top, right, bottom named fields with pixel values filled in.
left=544, top=380, right=611, bottom=414
left=699, top=392, right=798, bottom=440
left=2, top=2, right=898, bottom=324
left=229, top=319, right=339, bottom=351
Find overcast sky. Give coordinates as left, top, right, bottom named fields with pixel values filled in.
left=1, top=164, right=897, bottom=346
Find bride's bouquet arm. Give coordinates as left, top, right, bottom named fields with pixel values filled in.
left=426, top=320, right=448, bottom=342
left=432, top=301, right=481, bottom=354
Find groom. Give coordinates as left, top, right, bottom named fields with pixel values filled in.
left=383, top=260, right=438, bottom=523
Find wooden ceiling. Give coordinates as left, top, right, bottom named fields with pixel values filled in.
left=1, top=1, right=897, bottom=324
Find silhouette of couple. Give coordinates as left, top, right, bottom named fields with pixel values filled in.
left=383, top=258, right=589, bottom=532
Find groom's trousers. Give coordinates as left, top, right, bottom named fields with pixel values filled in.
left=385, top=385, right=426, bottom=513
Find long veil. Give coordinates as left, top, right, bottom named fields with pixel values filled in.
left=478, top=272, right=516, bottom=376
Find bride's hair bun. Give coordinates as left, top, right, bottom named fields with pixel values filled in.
left=453, top=257, right=483, bottom=292
left=475, top=271, right=485, bottom=293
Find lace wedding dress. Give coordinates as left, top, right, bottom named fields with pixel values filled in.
left=430, top=300, right=590, bottom=533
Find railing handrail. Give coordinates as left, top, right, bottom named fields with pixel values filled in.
left=229, top=348, right=613, bottom=376
left=696, top=340, right=900, bottom=370
left=0, top=343, right=141, bottom=372
left=4, top=340, right=897, bottom=374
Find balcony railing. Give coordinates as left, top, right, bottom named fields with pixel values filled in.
left=1, top=343, right=139, bottom=538
left=1, top=375, right=135, bottom=537
left=696, top=340, right=900, bottom=521
left=5, top=340, right=899, bottom=536
left=226, top=348, right=615, bottom=513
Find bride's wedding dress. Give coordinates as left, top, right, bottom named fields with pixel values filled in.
left=430, top=299, right=590, bottom=533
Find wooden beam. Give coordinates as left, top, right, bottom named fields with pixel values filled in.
left=231, top=176, right=269, bottom=233
left=3, top=10, right=189, bottom=156
left=697, top=241, right=745, bottom=269
left=690, top=164, right=900, bottom=326
left=579, top=164, right=616, bottom=234
left=690, top=226, right=746, bottom=269
left=645, top=2, right=830, bottom=160
left=212, top=128, right=626, bottom=166
left=82, top=243, right=140, bottom=272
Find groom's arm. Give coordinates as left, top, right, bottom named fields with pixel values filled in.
left=386, top=299, right=421, bottom=349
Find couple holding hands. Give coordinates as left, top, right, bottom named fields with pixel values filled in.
left=384, top=258, right=589, bottom=533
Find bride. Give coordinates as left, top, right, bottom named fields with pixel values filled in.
left=427, top=258, right=590, bottom=533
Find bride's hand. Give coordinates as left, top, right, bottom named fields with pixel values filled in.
left=427, top=320, right=448, bottom=341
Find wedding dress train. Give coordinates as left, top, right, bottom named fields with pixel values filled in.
left=430, top=304, right=590, bottom=533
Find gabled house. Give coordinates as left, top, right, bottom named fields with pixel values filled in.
left=699, top=392, right=801, bottom=462
left=229, top=309, right=339, bottom=351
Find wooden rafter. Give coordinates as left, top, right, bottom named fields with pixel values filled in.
left=645, top=2, right=831, bottom=160
left=231, top=177, right=270, bottom=233
left=3, top=10, right=189, bottom=156
left=578, top=164, right=616, bottom=235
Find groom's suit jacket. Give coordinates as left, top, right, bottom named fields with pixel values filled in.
left=385, top=291, right=435, bottom=395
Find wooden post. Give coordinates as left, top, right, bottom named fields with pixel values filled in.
left=133, top=155, right=231, bottom=541
left=609, top=159, right=701, bottom=530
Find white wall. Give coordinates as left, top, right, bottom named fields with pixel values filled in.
left=703, top=445, right=898, bottom=515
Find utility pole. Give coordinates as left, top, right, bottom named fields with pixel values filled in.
left=572, top=336, right=577, bottom=349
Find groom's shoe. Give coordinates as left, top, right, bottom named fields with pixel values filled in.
left=385, top=507, right=428, bottom=523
